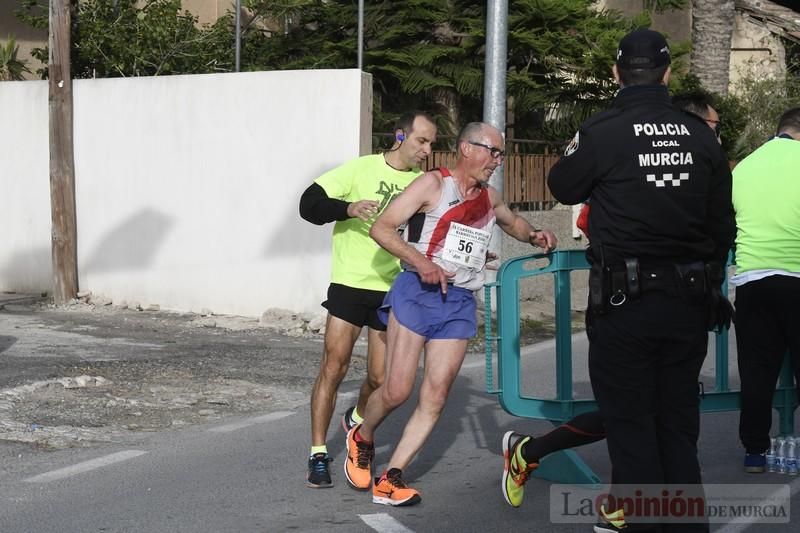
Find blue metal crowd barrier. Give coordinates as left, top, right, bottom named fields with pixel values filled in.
left=483, top=248, right=797, bottom=486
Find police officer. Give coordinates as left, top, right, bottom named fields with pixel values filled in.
left=547, top=30, right=735, bottom=532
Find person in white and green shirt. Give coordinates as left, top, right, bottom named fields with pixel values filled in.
left=299, top=112, right=437, bottom=488
left=732, top=107, right=800, bottom=473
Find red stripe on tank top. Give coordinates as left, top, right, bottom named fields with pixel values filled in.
left=425, top=168, right=494, bottom=258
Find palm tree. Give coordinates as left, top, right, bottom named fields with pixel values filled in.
left=690, top=0, right=735, bottom=95
left=0, top=36, right=32, bottom=81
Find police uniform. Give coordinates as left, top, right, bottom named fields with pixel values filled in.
left=547, top=30, right=735, bottom=532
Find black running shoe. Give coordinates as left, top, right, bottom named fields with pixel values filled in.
left=307, top=453, right=333, bottom=488
left=341, top=406, right=357, bottom=432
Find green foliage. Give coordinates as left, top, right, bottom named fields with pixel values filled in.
left=73, top=0, right=230, bottom=77
left=675, top=65, right=800, bottom=161
left=509, top=1, right=630, bottom=141
left=728, top=72, right=800, bottom=160
left=787, top=41, right=800, bottom=75
left=0, top=36, right=32, bottom=81
left=13, top=1, right=48, bottom=74
left=16, top=0, right=236, bottom=78
left=245, top=0, right=486, bottom=135
left=14, top=0, right=48, bottom=30
left=13, top=0, right=697, bottom=147
left=246, top=0, right=685, bottom=143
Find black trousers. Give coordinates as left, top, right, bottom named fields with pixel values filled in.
left=736, top=275, right=800, bottom=453
left=588, top=290, right=709, bottom=532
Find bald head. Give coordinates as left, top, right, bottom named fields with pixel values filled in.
left=457, top=122, right=502, bottom=146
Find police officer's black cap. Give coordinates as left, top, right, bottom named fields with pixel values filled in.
left=616, top=29, right=671, bottom=69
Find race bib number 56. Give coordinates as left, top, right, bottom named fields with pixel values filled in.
left=442, top=222, right=491, bottom=269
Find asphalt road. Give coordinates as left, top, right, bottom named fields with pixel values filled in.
left=1, top=302, right=799, bottom=532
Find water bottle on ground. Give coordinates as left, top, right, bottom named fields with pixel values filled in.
left=786, top=437, right=798, bottom=475
left=767, top=437, right=778, bottom=472
left=777, top=437, right=787, bottom=473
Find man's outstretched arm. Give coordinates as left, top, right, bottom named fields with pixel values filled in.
left=490, top=188, right=558, bottom=252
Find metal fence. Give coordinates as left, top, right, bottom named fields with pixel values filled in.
left=484, top=249, right=798, bottom=485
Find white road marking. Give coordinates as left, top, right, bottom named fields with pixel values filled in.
left=359, top=513, right=414, bottom=533
left=24, top=450, right=147, bottom=483
left=207, top=410, right=294, bottom=433
left=461, top=360, right=485, bottom=369
left=713, top=477, right=800, bottom=532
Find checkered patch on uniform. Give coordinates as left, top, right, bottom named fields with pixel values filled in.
left=646, top=173, right=690, bottom=187
left=564, top=132, right=580, bottom=156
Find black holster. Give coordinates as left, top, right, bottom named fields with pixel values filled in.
left=588, top=258, right=640, bottom=315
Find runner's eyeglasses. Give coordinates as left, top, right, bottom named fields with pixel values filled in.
left=468, top=141, right=505, bottom=159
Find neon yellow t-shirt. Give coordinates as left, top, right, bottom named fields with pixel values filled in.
left=315, top=154, right=422, bottom=291
left=733, top=137, right=800, bottom=273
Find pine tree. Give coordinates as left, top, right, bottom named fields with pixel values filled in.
left=246, top=0, right=662, bottom=141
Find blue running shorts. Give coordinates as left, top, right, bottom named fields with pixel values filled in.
left=378, top=271, right=477, bottom=340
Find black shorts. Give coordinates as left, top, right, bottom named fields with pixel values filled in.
left=322, top=283, right=387, bottom=331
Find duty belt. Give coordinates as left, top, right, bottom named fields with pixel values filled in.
left=591, top=258, right=706, bottom=310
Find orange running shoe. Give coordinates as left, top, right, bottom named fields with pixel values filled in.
left=344, top=424, right=374, bottom=490
left=372, top=468, right=421, bottom=507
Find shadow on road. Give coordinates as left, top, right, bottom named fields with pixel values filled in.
left=0, top=335, right=17, bottom=354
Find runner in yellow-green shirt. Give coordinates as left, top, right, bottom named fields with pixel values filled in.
left=299, top=111, right=438, bottom=488
left=732, top=107, right=800, bottom=473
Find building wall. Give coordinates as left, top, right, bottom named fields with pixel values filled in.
left=182, top=0, right=232, bottom=26
left=730, top=12, right=786, bottom=87
left=600, top=0, right=790, bottom=92
left=597, top=0, right=691, bottom=43
left=0, top=69, right=373, bottom=317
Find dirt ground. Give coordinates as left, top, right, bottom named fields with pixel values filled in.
left=0, top=296, right=580, bottom=453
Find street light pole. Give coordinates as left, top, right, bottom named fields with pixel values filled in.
left=357, top=0, right=364, bottom=69
left=235, top=0, right=242, bottom=72
left=483, top=0, right=508, bottom=280
left=484, top=0, right=508, bottom=183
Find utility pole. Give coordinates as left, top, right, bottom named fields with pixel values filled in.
left=234, top=0, right=241, bottom=72
left=49, top=0, right=78, bottom=304
left=484, top=0, right=508, bottom=271
left=357, top=0, right=364, bottom=70
left=484, top=0, right=508, bottom=193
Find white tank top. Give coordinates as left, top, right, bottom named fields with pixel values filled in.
left=402, top=167, right=496, bottom=291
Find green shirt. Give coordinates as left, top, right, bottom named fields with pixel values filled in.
left=732, top=137, right=800, bottom=274
left=315, top=154, right=422, bottom=291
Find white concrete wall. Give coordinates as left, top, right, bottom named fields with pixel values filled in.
left=1, top=69, right=372, bottom=316
left=0, top=81, right=51, bottom=293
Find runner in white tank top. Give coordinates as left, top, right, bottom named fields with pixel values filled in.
left=342, top=122, right=558, bottom=506
left=402, top=167, right=496, bottom=291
